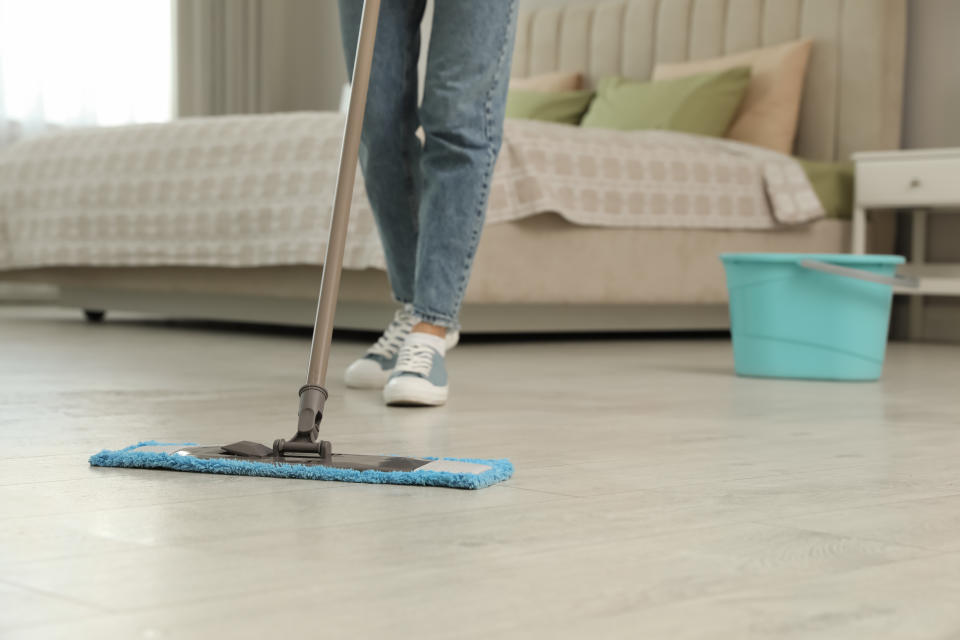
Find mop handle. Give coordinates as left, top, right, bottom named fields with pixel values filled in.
left=305, top=0, right=381, bottom=388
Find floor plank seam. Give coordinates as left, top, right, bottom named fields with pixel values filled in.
left=0, top=577, right=115, bottom=616
left=2, top=495, right=577, bottom=570
left=740, top=490, right=960, bottom=526
left=497, top=485, right=583, bottom=498
left=741, top=519, right=948, bottom=555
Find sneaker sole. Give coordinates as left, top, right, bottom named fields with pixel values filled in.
left=383, top=378, right=448, bottom=407
left=445, top=330, right=460, bottom=350
left=344, top=360, right=392, bottom=389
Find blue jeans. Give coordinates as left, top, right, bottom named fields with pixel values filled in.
left=338, top=0, right=518, bottom=328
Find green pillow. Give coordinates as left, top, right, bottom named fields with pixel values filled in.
left=796, top=158, right=855, bottom=219
left=505, top=89, right=595, bottom=125
left=580, top=67, right=751, bottom=137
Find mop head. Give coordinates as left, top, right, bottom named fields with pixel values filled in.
left=89, top=441, right=513, bottom=490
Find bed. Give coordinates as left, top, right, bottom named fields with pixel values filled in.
left=0, top=0, right=906, bottom=332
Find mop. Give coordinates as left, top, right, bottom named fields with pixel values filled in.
left=89, top=0, right=513, bottom=490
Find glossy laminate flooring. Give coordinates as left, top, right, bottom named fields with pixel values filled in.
left=2, top=306, right=959, bottom=639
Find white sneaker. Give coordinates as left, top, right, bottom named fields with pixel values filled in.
left=344, top=306, right=459, bottom=389
left=382, top=332, right=449, bottom=406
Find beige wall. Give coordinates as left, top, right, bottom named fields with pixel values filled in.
left=901, top=0, right=960, bottom=340
left=176, top=0, right=346, bottom=116
left=903, top=0, right=960, bottom=150
left=268, top=0, right=347, bottom=112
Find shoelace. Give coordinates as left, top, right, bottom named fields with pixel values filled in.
left=395, top=343, right=436, bottom=376
left=366, top=308, right=416, bottom=358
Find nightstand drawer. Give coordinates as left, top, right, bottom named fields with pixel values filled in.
left=856, top=157, right=960, bottom=207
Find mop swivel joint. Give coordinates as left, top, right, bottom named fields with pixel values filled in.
left=272, top=385, right=332, bottom=458
left=296, top=384, right=328, bottom=434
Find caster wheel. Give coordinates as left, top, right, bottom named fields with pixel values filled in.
left=84, top=309, right=106, bottom=323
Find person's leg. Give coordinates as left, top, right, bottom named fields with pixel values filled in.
left=383, top=0, right=518, bottom=406
left=340, top=0, right=438, bottom=390
left=337, top=0, right=425, bottom=305
left=412, top=0, right=519, bottom=330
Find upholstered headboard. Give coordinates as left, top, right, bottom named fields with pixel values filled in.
left=511, top=0, right=906, bottom=161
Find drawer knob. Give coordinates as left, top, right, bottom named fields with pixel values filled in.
left=909, top=177, right=922, bottom=188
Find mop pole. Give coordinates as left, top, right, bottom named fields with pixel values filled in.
left=280, top=0, right=381, bottom=454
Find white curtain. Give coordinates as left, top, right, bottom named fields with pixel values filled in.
left=0, top=0, right=173, bottom=148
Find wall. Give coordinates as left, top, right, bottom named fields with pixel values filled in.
left=266, top=0, right=347, bottom=112
left=901, top=0, right=960, bottom=342
left=176, top=0, right=346, bottom=116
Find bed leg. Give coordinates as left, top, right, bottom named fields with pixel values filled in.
left=83, top=309, right=106, bottom=323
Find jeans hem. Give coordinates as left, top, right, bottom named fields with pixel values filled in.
left=412, top=307, right=459, bottom=330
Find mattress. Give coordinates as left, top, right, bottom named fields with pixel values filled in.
left=0, top=112, right=824, bottom=274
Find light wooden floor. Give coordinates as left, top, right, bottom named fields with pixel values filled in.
left=2, top=306, right=960, bottom=639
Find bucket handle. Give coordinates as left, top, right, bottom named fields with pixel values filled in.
left=798, top=259, right=919, bottom=289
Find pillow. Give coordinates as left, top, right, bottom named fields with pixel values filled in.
left=505, top=89, right=595, bottom=124
left=653, top=39, right=813, bottom=154
left=796, top=158, right=854, bottom=219
left=510, top=71, right=583, bottom=92
left=580, top=67, right=751, bottom=137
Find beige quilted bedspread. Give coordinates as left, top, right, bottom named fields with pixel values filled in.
left=0, top=112, right=823, bottom=272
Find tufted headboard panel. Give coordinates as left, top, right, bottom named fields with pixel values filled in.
left=511, top=0, right=906, bottom=161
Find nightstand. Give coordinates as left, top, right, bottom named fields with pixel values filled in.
left=852, top=148, right=960, bottom=339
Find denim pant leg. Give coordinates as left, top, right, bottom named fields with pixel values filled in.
left=338, top=0, right=426, bottom=305
left=414, top=0, right=519, bottom=328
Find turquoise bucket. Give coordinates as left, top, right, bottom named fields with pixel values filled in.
left=720, top=253, right=912, bottom=381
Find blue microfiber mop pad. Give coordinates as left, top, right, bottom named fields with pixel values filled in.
left=89, top=441, right=513, bottom=490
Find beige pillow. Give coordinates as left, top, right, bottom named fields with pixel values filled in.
left=653, top=39, right=813, bottom=154
left=510, top=71, right=583, bottom=92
